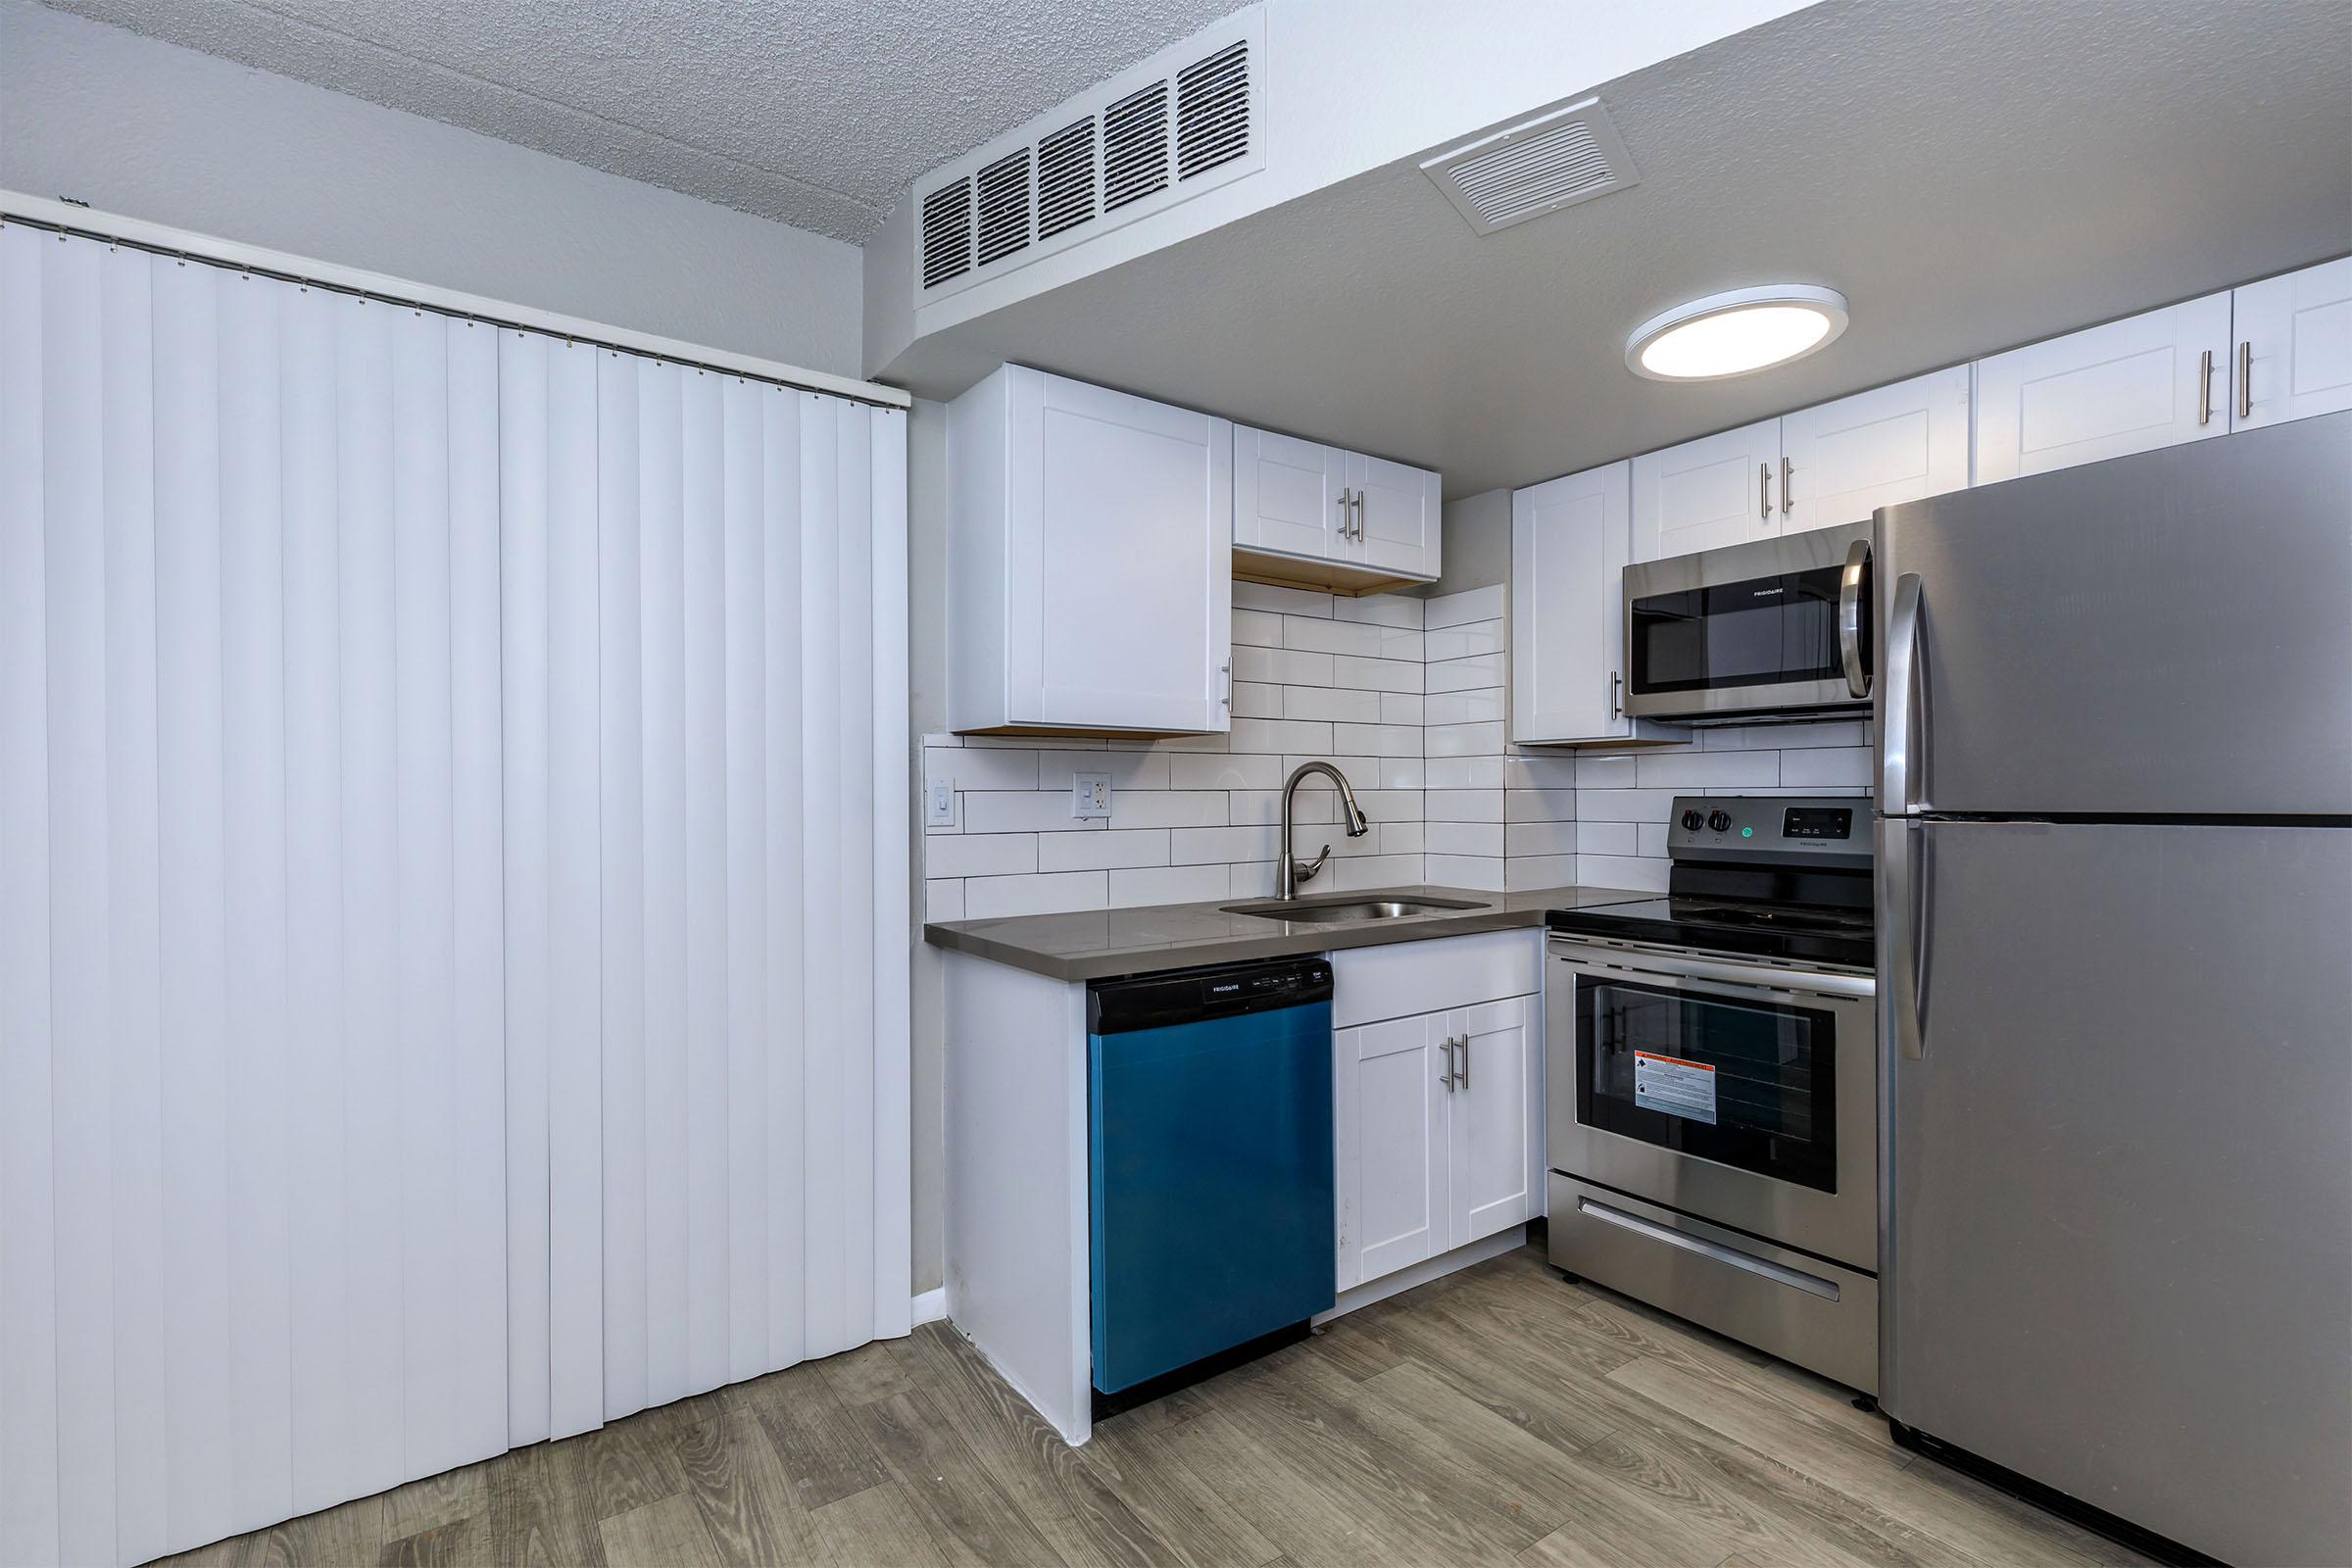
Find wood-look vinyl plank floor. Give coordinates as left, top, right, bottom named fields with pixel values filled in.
left=149, top=1244, right=2147, bottom=1568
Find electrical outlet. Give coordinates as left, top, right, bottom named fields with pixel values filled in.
left=926, top=778, right=956, bottom=827
left=1072, top=772, right=1112, bottom=819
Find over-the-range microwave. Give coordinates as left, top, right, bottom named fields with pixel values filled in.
left=1621, top=520, right=1874, bottom=724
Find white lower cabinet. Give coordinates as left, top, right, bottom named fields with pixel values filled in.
left=1331, top=932, right=1543, bottom=1293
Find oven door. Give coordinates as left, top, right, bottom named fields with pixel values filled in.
left=1622, top=521, right=1870, bottom=721
left=1544, top=937, right=1877, bottom=1271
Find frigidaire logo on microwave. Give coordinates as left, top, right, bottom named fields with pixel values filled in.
left=1748, top=586, right=1784, bottom=598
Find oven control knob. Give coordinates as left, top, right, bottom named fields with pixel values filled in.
left=1707, top=809, right=1734, bottom=833
left=1680, top=809, right=1704, bottom=831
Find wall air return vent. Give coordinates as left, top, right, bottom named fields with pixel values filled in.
left=1036, top=117, right=1097, bottom=239
left=1419, top=96, right=1642, bottom=237
left=909, top=4, right=1264, bottom=307
left=976, top=148, right=1032, bottom=266
left=921, top=175, right=972, bottom=287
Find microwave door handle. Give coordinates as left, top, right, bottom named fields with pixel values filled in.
left=1880, top=573, right=1924, bottom=812
left=1838, top=538, right=1871, bottom=698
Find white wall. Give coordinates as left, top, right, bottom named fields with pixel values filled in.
left=0, top=0, right=863, bottom=377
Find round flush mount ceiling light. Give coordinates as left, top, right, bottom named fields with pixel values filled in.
left=1625, top=285, right=1849, bottom=381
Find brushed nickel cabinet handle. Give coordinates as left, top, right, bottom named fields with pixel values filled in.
left=2197, top=349, right=2215, bottom=426
left=1458, top=1032, right=1471, bottom=1090
left=2237, top=340, right=2252, bottom=421
left=1781, top=456, right=1794, bottom=516
left=1759, top=463, right=1772, bottom=521
left=1609, top=669, right=1623, bottom=719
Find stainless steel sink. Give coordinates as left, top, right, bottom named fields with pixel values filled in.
left=1220, top=895, right=1487, bottom=924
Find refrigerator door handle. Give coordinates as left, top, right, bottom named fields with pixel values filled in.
left=1881, top=573, right=1924, bottom=811
left=1838, top=538, right=1872, bottom=698
left=1885, top=819, right=1928, bottom=1059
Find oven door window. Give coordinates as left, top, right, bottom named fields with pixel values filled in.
left=1628, top=564, right=1843, bottom=695
left=1575, top=975, right=1838, bottom=1192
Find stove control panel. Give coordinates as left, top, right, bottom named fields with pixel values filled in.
left=1666, top=795, right=1872, bottom=863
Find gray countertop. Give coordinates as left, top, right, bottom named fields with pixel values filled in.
left=921, top=883, right=1647, bottom=983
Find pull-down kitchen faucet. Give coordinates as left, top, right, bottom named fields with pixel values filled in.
left=1277, top=760, right=1371, bottom=900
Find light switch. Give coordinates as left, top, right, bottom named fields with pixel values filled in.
left=1072, top=772, right=1111, bottom=819
left=926, top=778, right=956, bottom=827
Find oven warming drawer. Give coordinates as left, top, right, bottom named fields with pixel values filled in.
left=1547, top=1173, right=1879, bottom=1395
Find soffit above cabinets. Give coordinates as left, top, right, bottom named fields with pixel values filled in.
left=874, top=0, right=2352, bottom=501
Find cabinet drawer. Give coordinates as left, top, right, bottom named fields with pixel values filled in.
left=1330, top=930, right=1540, bottom=1028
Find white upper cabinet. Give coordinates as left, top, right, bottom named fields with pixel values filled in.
left=1974, top=291, right=2232, bottom=483
left=949, top=366, right=1233, bottom=735
left=2232, top=258, right=2352, bottom=431
left=1631, top=417, right=1782, bottom=562
left=1232, top=422, right=1441, bottom=586
left=1780, top=367, right=1973, bottom=532
left=1233, top=425, right=1348, bottom=560
left=1348, top=451, right=1442, bottom=579
left=1510, top=462, right=1672, bottom=747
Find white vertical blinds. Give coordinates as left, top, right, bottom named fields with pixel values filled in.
left=0, top=222, right=911, bottom=1568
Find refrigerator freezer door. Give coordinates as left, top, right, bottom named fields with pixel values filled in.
left=1882, top=819, right=2352, bottom=1565
left=1873, top=412, right=2351, bottom=817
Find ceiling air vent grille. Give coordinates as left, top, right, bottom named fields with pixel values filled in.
left=1036, top=117, right=1097, bottom=239
left=909, top=5, right=1263, bottom=303
left=1420, top=97, right=1642, bottom=236
left=976, top=148, right=1031, bottom=266
left=920, top=175, right=972, bottom=286
left=1102, top=80, right=1170, bottom=212
left=1176, top=39, right=1250, bottom=180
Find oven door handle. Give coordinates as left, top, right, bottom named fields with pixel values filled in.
left=1551, top=942, right=1874, bottom=1001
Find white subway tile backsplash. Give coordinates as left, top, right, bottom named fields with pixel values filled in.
left=1425, top=618, right=1503, bottom=661
left=1171, top=824, right=1282, bottom=864
left=1109, top=863, right=1229, bottom=908
left=1334, top=593, right=1425, bottom=628
left=964, top=870, right=1108, bottom=918
left=1425, top=653, right=1503, bottom=693
left=1108, top=791, right=1229, bottom=829
left=1428, top=721, right=1505, bottom=758
left=1233, top=608, right=1284, bottom=647
left=927, top=746, right=1040, bottom=793
left=1234, top=581, right=1335, bottom=617
left=1038, top=828, right=1172, bottom=872
left=1778, top=747, right=1873, bottom=786
left=924, top=579, right=1881, bottom=925
left=1427, top=756, right=1506, bottom=789
left=1233, top=645, right=1336, bottom=686
left=1506, top=856, right=1576, bottom=891
left=1171, top=753, right=1285, bottom=791
left=924, top=833, right=1040, bottom=879
left=1421, top=855, right=1504, bottom=892
left=1507, top=820, right=1579, bottom=858
left=1575, top=820, right=1636, bottom=857
left=1427, top=688, right=1504, bottom=726
left=1329, top=655, right=1422, bottom=693
left=1425, top=584, right=1505, bottom=628
left=1283, top=685, right=1383, bottom=723
left=964, top=791, right=1109, bottom=833
left=1331, top=722, right=1423, bottom=759
left=1281, top=615, right=1388, bottom=659
left=1425, top=821, right=1504, bottom=858
left=1229, top=717, right=1335, bottom=755
left=1635, top=750, right=1780, bottom=788
left=1231, top=680, right=1282, bottom=718
left=1506, top=788, right=1578, bottom=823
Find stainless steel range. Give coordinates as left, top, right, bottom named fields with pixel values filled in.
left=1544, top=794, right=1878, bottom=1393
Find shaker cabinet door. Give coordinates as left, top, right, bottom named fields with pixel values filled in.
left=1973, top=293, right=2231, bottom=482
left=2232, top=258, right=2352, bottom=431
left=1631, top=418, right=1783, bottom=562
left=1780, top=367, right=1972, bottom=533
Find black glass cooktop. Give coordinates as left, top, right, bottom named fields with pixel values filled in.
left=1547, top=895, right=1874, bottom=968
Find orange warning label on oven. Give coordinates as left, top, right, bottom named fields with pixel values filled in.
left=1634, top=1049, right=1718, bottom=1125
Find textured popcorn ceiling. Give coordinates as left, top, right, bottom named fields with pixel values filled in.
left=34, top=0, right=1239, bottom=241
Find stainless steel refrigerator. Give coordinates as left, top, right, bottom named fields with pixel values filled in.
left=1861, top=412, right=2351, bottom=1566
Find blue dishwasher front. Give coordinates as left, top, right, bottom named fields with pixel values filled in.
left=1088, top=957, right=1336, bottom=1399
